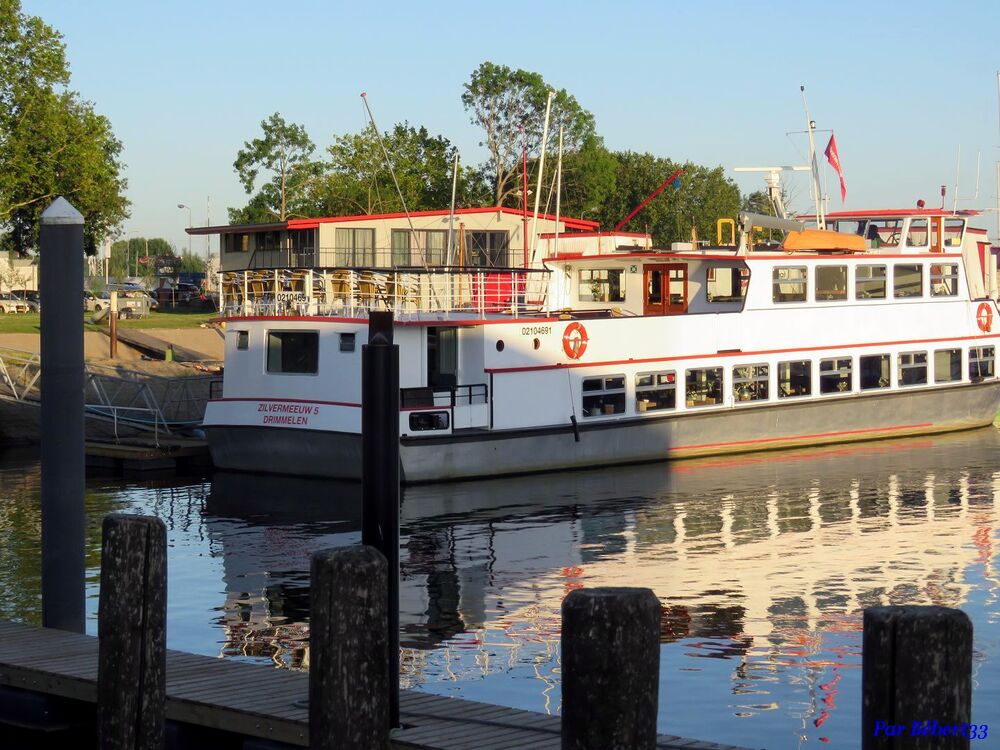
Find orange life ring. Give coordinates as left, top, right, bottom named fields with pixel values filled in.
left=562, top=322, right=589, bottom=359
left=977, top=302, right=993, bottom=333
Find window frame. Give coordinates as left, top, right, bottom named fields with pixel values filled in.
left=969, top=346, right=996, bottom=381
left=265, top=330, right=320, bottom=375
left=897, top=350, right=928, bottom=387
left=684, top=366, right=724, bottom=408
left=732, top=363, right=769, bottom=403
left=581, top=374, right=627, bottom=417
left=933, top=348, right=962, bottom=383
left=706, top=265, right=748, bottom=304
left=930, top=264, right=959, bottom=297
left=777, top=359, right=812, bottom=398
left=819, top=357, right=853, bottom=394
left=856, top=264, right=887, bottom=300
left=635, top=370, right=676, bottom=413
left=772, top=266, right=808, bottom=304
left=893, top=264, right=924, bottom=299
left=859, top=353, right=891, bottom=390
left=579, top=268, right=626, bottom=303
left=815, top=265, right=848, bottom=302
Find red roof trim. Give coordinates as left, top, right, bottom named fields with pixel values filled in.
left=808, top=209, right=981, bottom=218
left=538, top=230, right=650, bottom=239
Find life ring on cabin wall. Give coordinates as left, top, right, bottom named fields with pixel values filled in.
left=977, top=302, right=993, bottom=333
left=562, top=322, right=589, bottom=359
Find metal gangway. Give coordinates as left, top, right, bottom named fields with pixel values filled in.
left=0, top=347, right=217, bottom=444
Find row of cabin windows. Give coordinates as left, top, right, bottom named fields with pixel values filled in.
left=581, top=346, right=995, bottom=417
left=578, top=267, right=749, bottom=304
left=773, top=263, right=958, bottom=303
left=235, top=330, right=357, bottom=375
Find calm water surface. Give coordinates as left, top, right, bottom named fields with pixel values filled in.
left=2, top=429, right=1000, bottom=748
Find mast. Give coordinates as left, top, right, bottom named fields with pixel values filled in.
left=447, top=152, right=459, bottom=265
left=801, top=85, right=825, bottom=230
left=554, top=125, right=564, bottom=258
left=528, top=90, right=555, bottom=268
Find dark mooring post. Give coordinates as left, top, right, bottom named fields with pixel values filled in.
left=97, top=514, right=167, bottom=750
left=362, top=310, right=400, bottom=728
left=561, top=587, right=661, bottom=750
left=310, top=546, right=390, bottom=749
left=862, top=606, right=972, bottom=750
left=39, top=197, right=86, bottom=633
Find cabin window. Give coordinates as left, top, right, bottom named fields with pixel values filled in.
left=685, top=367, right=724, bottom=407
left=236, top=331, right=248, bottom=350
left=898, top=351, right=928, bottom=386
left=706, top=266, right=748, bottom=303
left=772, top=266, right=807, bottom=303
left=391, top=230, right=411, bottom=266
left=934, top=349, right=962, bottom=383
left=339, top=332, right=356, bottom=352
left=333, top=228, right=376, bottom=266
left=970, top=346, right=995, bottom=380
left=423, top=230, right=447, bottom=265
left=579, top=269, right=625, bottom=302
left=582, top=375, right=626, bottom=417
left=635, top=371, right=676, bottom=412
left=865, top=219, right=903, bottom=248
left=777, top=360, right=811, bottom=398
left=860, top=354, right=891, bottom=389
left=856, top=265, right=887, bottom=299
left=409, top=411, right=450, bottom=431
left=224, top=233, right=250, bottom=253
left=819, top=357, right=852, bottom=394
left=930, top=264, right=959, bottom=296
left=944, top=218, right=965, bottom=247
left=266, top=331, right=319, bottom=374
left=905, top=219, right=929, bottom=248
left=466, top=231, right=510, bottom=268
left=816, top=266, right=848, bottom=301
left=732, top=364, right=768, bottom=403
left=893, top=264, right=923, bottom=298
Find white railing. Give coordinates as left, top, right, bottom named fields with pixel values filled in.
left=218, top=267, right=551, bottom=320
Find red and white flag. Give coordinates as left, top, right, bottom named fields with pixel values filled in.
left=824, top=134, right=847, bottom=203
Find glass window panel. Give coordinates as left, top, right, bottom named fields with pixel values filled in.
left=816, top=266, right=848, bottom=301
left=266, top=331, right=319, bottom=374
left=582, top=373, right=626, bottom=417
left=778, top=360, right=811, bottom=398
left=579, top=269, right=625, bottom=302
left=860, top=354, right=890, bottom=390
left=685, top=367, right=724, bottom=407
left=934, top=349, right=961, bottom=382
left=636, top=370, right=676, bottom=412
left=905, top=219, right=929, bottom=247
left=856, top=265, right=887, bottom=299
left=893, top=264, right=923, bottom=298
left=772, top=266, right=807, bottom=303
left=930, top=264, right=958, bottom=297
left=819, top=357, right=852, bottom=393
left=732, top=364, right=768, bottom=402
left=898, top=351, right=928, bottom=386
left=706, top=266, right=748, bottom=303
left=969, top=346, right=995, bottom=380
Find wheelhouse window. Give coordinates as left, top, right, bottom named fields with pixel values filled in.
left=636, top=371, right=676, bottom=412
left=819, top=357, right=852, bottom=394
left=579, top=269, right=625, bottom=303
left=934, top=348, right=962, bottom=382
left=778, top=360, right=811, bottom=398
left=898, top=351, right=928, bottom=386
left=930, top=264, right=959, bottom=297
left=706, top=266, right=748, bottom=303
left=893, top=264, right=923, bottom=298
left=772, top=266, right=807, bottom=303
left=582, top=375, right=626, bottom=417
left=267, top=331, right=319, bottom=374
left=815, top=266, right=848, bottom=301
left=864, top=219, right=903, bottom=248
left=905, top=218, right=929, bottom=248
left=860, top=354, right=891, bottom=390
left=970, top=346, right=995, bottom=381
left=685, top=367, right=724, bottom=407
left=733, top=364, right=768, bottom=403
left=856, top=265, right=887, bottom=299
left=944, top=218, right=965, bottom=248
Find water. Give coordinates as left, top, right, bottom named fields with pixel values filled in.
left=2, top=429, right=1000, bottom=748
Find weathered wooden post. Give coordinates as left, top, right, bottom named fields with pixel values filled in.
left=362, top=310, right=400, bottom=727
left=561, top=587, right=661, bottom=750
left=310, top=546, right=390, bottom=750
left=97, top=514, right=167, bottom=750
left=862, top=606, right=972, bottom=749
left=39, top=196, right=86, bottom=633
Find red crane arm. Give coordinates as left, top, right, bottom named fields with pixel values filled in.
left=613, top=168, right=684, bottom=232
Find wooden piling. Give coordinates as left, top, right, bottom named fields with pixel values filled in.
left=97, top=514, right=167, bottom=750
left=561, top=587, right=661, bottom=750
left=862, top=605, right=972, bottom=749
left=310, top=545, right=390, bottom=750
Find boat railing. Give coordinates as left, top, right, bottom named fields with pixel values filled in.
left=217, top=267, right=551, bottom=320
left=401, top=383, right=488, bottom=409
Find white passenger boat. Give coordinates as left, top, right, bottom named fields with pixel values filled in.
left=204, top=208, right=1000, bottom=482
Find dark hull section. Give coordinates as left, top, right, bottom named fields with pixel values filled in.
left=205, top=381, right=1000, bottom=483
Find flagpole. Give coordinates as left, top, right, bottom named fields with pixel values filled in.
left=801, top=85, right=825, bottom=229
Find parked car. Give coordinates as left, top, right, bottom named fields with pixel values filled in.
left=9, top=290, right=39, bottom=312
left=84, top=290, right=107, bottom=312
left=0, top=292, right=29, bottom=314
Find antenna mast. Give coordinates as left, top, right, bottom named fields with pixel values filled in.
left=800, top=86, right=825, bottom=229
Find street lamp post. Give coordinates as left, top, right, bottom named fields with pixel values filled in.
left=177, top=204, right=193, bottom=258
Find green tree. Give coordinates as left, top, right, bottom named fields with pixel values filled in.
left=462, top=62, right=596, bottom=207
left=233, top=113, right=315, bottom=222
left=308, top=123, right=468, bottom=216
left=0, top=1, right=129, bottom=255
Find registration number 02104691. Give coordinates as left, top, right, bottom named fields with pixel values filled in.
left=520, top=326, right=552, bottom=336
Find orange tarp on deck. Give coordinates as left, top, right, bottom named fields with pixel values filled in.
left=781, top=229, right=865, bottom=252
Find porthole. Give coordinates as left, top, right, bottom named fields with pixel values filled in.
left=533, top=338, right=541, bottom=350
left=496, top=340, right=505, bottom=352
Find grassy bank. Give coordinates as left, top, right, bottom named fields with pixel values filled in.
left=0, top=309, right=217, bottom=334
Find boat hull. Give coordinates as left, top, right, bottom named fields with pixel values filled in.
left=205, top=380, right=1000, bottom=482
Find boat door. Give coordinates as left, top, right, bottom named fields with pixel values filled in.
left=644, top=264, right=688, bottom=315
left=427, top=326, right=458, bottom=388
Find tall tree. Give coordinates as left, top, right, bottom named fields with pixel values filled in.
left=233, top=113, right=314, bottom=222
left=462, top=62, right=595, bottom=207
left=0, top=0, right=129, bottom=254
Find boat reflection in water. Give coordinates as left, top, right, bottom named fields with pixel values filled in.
left=206, top=427, right=1000, bottom=745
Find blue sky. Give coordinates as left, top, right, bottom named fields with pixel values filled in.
left=25, top=0, right=1000, bottom=254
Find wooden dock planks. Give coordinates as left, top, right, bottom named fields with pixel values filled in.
left=0, top=621, right=750, bottom=750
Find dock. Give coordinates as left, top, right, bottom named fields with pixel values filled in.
left=100, top=328, right=209, bottom=363
left=0, top=621, right=748, bottom=750
left=84, top=435, right=210, bottom=472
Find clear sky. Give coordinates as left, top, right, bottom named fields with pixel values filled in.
left=24, top=0, right=1000, bottom=255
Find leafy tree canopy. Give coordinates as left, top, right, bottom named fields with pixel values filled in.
left=233, top=113, right=314, bottom=222
left=0, top=0, right=128, bottom=255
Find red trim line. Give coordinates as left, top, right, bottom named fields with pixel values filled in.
left=220, top=315, right=560, bottom=327
left=538, top=231, right=651, bottom=239
left=212, top=396, right=361, bottom=408
left=545, top=252, right=963, bottom=262
left=668, top=422, right=933, bottom=452
left=816, top=209, right=980, bottom=218
left=485, top=332, right=1000, bottom=374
